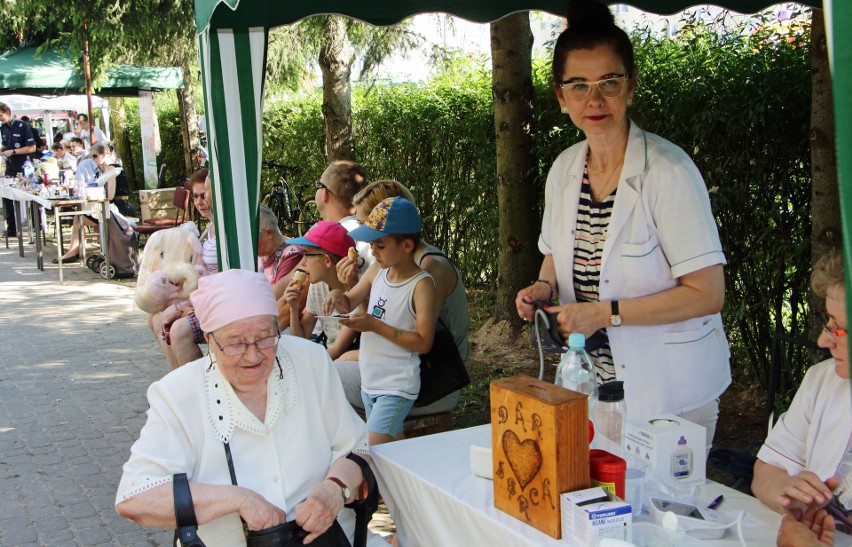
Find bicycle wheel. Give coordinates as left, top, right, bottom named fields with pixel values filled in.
left=295, top=200, right=321, bottom=236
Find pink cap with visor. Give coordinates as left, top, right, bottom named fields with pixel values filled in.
left=190, top=269, right=278, bottom=333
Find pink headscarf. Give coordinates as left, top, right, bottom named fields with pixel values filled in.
left=190, top=269, right=278, bottom=333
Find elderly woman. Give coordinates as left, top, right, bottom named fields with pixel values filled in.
left=257, top=204, right=306, bottom=331
left=753, top=250, right=851, bottom=535
left=514, top=0, right=730, bottom=444
left=333, top=180, right=470, bottom=417
left=117, top=269, right=378, bottom=545
left=150, top=169, right=218, bottom=369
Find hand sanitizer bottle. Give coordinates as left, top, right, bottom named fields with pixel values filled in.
left=671, top=435, right=693, bottom=479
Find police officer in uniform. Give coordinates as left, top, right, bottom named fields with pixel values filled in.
left=0, top=102, right=36, bottom=237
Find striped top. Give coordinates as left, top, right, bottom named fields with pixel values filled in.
left=573, top=162, right=616, bottom=383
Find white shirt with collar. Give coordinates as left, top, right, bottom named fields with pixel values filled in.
left=115, top=337, right=373, bottom=546
left=538, top=119, right=731, bottom=421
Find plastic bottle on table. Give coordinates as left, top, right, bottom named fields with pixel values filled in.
left=555, top=332, right=598, bottom=404
left=591, top=380, right=626, bottom=457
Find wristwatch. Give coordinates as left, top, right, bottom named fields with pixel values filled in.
left=610, top=300, right=623, bottom=327
left=327, top=477, right=351, bottom=503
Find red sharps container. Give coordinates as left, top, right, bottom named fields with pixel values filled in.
left=589, top=449, right=626, bottom=499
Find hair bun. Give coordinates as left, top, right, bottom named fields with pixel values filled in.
left=565, top=0, right=616, bottom=29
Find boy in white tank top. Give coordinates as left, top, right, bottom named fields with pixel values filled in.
left=325, top=197, right=437, bottom=446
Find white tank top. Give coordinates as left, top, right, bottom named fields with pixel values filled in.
left=359, top=268, right=433, bottom=399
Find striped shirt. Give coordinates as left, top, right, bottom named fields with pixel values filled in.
left=573, top=162, right=616, bottom=383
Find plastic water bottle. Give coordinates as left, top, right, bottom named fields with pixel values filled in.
left=22, top=160, right=35, bottom=181
left=591, top=381, right=626, bottom=457
left=555, top=333, right=598, bottom=400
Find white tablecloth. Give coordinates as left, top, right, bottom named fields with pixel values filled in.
left=0, top=184, right=55, bottom=210
left=371, top=425, right=852, bottom=547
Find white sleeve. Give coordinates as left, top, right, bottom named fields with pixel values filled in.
left=115, top=380, right=200, bottom=505
left=650, top=153, right=726, bottom=279
left=756, top=366, right=820, bottom=477
left=537, top=160, right=560, bottom=256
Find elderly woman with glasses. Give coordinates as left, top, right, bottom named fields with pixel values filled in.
left=752, top=250, right=851, bottom=536
left=514, top=0, right=730, bottom=444
left=117, top=269, right=379, bottom=546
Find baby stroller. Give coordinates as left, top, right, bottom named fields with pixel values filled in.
left=85, top=205, right=139, bottom=279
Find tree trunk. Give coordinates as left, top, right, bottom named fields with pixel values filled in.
left=178, top=54, right=201, bottom=176
left=319, top=15, right=355, bottom=161
left=810, top=10, right=840, bottom=344
left=810, top=10, right=840, bottom=265
left=109, top=97, right=138, bottom=192
left=491, top=12, right=538, bottom=324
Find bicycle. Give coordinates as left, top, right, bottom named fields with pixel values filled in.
left=260, top=161, right=320, bottom=236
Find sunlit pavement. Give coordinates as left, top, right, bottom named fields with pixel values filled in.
left=0, top=239, right=395, bottom=545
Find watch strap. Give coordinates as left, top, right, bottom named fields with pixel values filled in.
left=327, top=476, right=349, bottom=502
left=611, top=300, right=619, bottom=316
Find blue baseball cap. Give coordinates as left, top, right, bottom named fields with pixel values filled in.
left=349, top=197, right=422, bottom=242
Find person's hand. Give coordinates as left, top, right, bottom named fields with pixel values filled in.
left=237, top=488, right=287, bottom=531
left=777, top=506, right=836, bottom=547
left=550, top=301, right=607, bottom=339
left=340, top=312, right=374, bottom=333
left=1, top=149, right=13, bottom=158
left=294, top=479, right=344, bottom=544
left=323, top=289, right=349, bottom=316
left=515, top=282, right=552, bottom=322
left=160, top=302, right=183, bottom=328
left=780, top=473, right=839, bottom=509
left=336, top=256, right=359, bottom=289
left=283, top=280, right=303, bottom=310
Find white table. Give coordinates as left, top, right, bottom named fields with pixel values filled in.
left=371, top=425, right=850, bottom=547
left=0, top=184, right=108, bottom=281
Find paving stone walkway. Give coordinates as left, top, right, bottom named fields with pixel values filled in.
left=0, top=238, right=394, bottom=546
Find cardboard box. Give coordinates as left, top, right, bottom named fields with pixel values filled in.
left=624, top=415, right=706, bottom=486
left=139, top=188, right=176, bottom=208
left=490, top=375, right=590, bottom=539
left=561, top=486, right=632, bottom=547
left=139, top=203, right=179, bottom=221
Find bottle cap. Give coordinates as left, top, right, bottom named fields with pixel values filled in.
left=568, top=333, right=585, bottom=349
left=597, top=380, right=625, bottom=402
left=678, top=435, right=687, bottom=446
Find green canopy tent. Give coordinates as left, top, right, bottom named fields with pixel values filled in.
left=193, top=1, right=848, bottom=301
left=0, top=45, right=184, bottom=97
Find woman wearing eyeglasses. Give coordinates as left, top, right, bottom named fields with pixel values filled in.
left=753, top=250, right=851, bottom=536
left=515, top=0, right=730, bottom=445
left=117, top=269, right=382, bottom=546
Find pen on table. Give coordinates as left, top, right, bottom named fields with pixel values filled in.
left=707, top=494, right=724, bottom=510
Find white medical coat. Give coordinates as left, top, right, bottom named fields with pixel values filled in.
left=538, top=120, right=731, bottom=420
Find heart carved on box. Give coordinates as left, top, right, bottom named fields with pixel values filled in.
left=502, top=430, right=542, bottom=491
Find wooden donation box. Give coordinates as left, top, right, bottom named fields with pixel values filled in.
left=490, top=374, right=590, bottom=539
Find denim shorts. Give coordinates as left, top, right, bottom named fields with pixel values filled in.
left=361, top=391, right=415, bottom=437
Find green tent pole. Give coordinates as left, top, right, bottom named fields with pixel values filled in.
left=829, top=3, right=852, bottom=373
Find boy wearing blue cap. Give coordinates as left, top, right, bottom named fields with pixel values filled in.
left=325, top=197, right=437, bottom=446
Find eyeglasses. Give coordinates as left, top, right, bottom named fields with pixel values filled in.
left=209, top=332, right=280, bottom=357
left=303, top=252, right=326, bottom=257
left=315, top=180, right=333, bottom=195
left=558, top=75, right=627, bottom=101
left=819, top=310, right=848, bottom=339
left=191, top=192, right=207, bottom=202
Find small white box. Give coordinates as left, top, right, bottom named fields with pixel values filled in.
left=624, top=415, right=706, bottom=486
left=560, top=487, right=632, bottom=547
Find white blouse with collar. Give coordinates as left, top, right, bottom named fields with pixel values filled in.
left=116, top=335, right=370, bottom=546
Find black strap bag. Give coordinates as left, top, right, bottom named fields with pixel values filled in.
left=416, top=319, right=470, bottom=407
left=173, top=445, right=377, bottom=547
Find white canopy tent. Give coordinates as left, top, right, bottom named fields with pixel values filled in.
left=0, top=94, right=111, bottom=147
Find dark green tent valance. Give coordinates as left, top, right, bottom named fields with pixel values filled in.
left=0, top=46, right=184, bottom=97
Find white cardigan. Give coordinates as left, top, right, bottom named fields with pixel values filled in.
left=539, top=120, right=731, bottom=420
left=116, top=336, right=372, bottom=546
